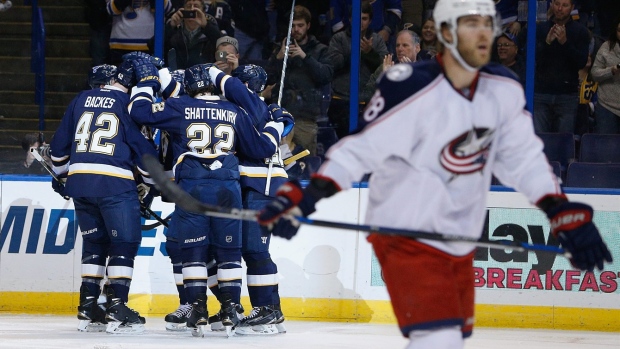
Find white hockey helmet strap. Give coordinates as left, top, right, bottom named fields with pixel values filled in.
left=433, top=0, right=501, bottom=72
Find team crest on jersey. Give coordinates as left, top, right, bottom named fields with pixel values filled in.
left=385, top=64, right=413, bottom=82
left=440, top=127, right=494, bottom=175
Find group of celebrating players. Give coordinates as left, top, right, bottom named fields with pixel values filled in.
left=49, top=52, right=293, bottom=336
left=43, top=0, right=613, bottom=348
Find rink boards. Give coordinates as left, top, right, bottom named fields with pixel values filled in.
left=1, top=175, right=619, bottom=331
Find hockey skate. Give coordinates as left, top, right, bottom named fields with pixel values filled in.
left=104, top=288, right=145, bottom=334
left=164, top=303, right=192, bottom=331
left=186, top=296, right=208, bottom=337
left=235, top=305, right=286, bottom=336
left=219, top=298, right=243, bottom=337
left=208, top=303, right=244, bottom=332
left=76, top=285, right=107, bottom=332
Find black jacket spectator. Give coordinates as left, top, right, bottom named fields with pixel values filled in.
left=164, top=13, right=222, bottom=69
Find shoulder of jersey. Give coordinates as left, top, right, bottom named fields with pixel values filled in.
left=480, top=62, right=521, bottom=85
left=376, top=60, right=442, bottom=111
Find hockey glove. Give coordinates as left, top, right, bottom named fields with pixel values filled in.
left=545, top=202, right=613, bottom=271
left=51, top=172, right=69, bottom=200
left=133, top=58, right=161, bottom=93
left=137, top=183, right=160, bottom=219
left=115, top=59, right=135, bottom=88
left=257, top=176, right=340, bottom=239
left=122, top=51, right=165, bottom=68
left=268, top=104, right=294, bottom=137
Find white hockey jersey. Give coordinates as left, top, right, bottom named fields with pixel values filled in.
left=319, top=58, right=562, bottom=256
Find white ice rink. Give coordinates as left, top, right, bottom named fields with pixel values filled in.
left=0, top=315, right=618, bottom=349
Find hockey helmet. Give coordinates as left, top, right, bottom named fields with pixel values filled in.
left=433, top=0, right=500, bottom=71
left=184, top=64, right=215, bottom=96
left=88, top=64, right=117, bottom=89
left=232, top=64, right=267, bottom=93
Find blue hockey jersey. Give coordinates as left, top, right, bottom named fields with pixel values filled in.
left=129, top=84, right=282, bottom=175
left=210, top=69, right=288, bottom=196
left=50, top=85, right=158, bottom=197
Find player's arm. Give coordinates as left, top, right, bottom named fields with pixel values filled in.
left=128, top=59, right=177, bottom=129
left=234, top=106, right=285, bottom=159
left=257, top=73, right=417, bottom=239
left=208, top=66, right=265, bottom=120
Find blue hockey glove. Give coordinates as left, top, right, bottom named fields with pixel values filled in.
left=546, top=202, right=613, bottom=271
left=268, top=104, right=294, bottom=137
left=133, top=58, right=161, bottom=92
left=121, top=51, right=165, bottom=68
left=115, top=59, right=135, bottom=88
left=52, top=172, right=69, bottom=200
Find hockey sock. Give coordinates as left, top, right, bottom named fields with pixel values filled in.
left=107, top=243, right=139, bottom=303
left=215, top=248, right=243, bottom=303
left=81, top=240, right=108, bottom=298
left=407, top=326, right=463, bottom=349
left=243, top=252, right=279, bottom=306
left=166, top=239, right=188, bottom=304
left=182, top=245, right=209, bottom=303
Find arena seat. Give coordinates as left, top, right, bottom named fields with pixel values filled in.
left=565, top=162, right=620, bottom=189
left=579, top=133, right=620, bottom=163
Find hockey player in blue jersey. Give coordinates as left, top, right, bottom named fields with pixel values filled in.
left=50, top=63, right=159, bottom=334
left=128, top=60, right=293, bottom=336
left=201, top=64, right=290, bottom=335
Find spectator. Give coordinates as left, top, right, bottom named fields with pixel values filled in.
left=86, top=0, right=112, bottom=66
left=495, top=32, right=525, bottom=87
left=496, top=0, right=520, bottom=36
left=327, top=0, right=388, bottom=139
left=106, top=0, right=174, bottom=66
left=533, top=0, right=589, bottom=133
left=591, top=16, right=620, bottom=134
left=214, top=36, right=240, bottom=74
left=274, top=0, right=331, bottom=45
left=330, top=0, right=402, bottom=45
left=164, top=0, right=222, bottom=69
left=419, top=17, right=438, bottom=57
left=204, top=0, right=234, bottom=36
left=362, top=29, right=422, bottom=103
left=266, top=5, right=334, bottom=156
left=228, top=0, right=271, bottom=60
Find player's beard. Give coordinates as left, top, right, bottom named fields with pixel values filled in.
left=458, top=42, right=491, bottom=69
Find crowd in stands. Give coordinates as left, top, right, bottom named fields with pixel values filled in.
left=80, top=0, right=620, bottom=184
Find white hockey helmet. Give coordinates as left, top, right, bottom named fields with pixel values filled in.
left=433, top=0, right=500, bottom=71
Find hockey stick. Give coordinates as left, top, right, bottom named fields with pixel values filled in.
left=31, top=147, right=70, bottom=201
left=142, top=154, right=570, bottom=257
left=283, top=149, right=310, bottom=166
left=140, top=206, right=170, bottom=229
left=30, top=147, right=59, bottom=181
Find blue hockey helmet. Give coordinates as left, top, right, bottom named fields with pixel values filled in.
left=184, top=64, right=215, bottom=96
left=88, top=64, right=117, bottom=88
left=232, top=64, right=267, bottom=93
left=170, top=69, right=185, bottom=83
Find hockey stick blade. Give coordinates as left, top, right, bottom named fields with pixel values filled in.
left=142, top=154, right=569, bottom=257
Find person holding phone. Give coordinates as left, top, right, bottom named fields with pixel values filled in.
left=214, top=36, right=240, bottom=74
left=163, top=0, right=222, bottom=69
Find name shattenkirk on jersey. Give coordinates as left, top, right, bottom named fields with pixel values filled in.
left=440, top=127, right=495, bottom=176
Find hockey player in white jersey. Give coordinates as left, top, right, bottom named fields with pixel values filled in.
left=256, top=0, right=613, bottom=348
